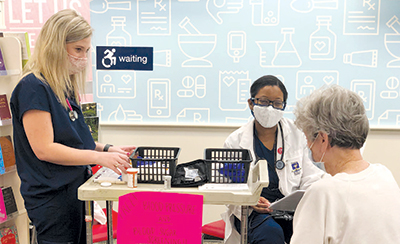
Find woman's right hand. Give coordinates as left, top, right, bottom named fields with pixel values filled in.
left=251, top=196, right=273, bottom=213
left=97, top=151, right=131, bottom=175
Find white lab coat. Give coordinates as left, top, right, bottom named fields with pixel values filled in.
left=221, top=118, right=325, bottom=244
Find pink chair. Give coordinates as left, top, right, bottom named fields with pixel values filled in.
left=201, top=219, right=225, bottom=241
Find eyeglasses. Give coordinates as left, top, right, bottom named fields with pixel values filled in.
left=251, top=98, right=286, bottom=110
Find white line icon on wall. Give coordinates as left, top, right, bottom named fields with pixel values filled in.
left=290, top=0, right=338, bottom=13
left=256, top=28, right=302, bottom=68
left=177, top=108, right=210, bottom=123
left=148, top=78, right=171, bottom=118
left=107, top=104, right=143, bottom=122
left=380, top=77, right=399, bottom=99
left=378, top=110, right=400, bottom=126
left=343, top=0, right=381, bottom=35
left=96, top=70, right=136, bottom=99
left=154, top=50, right=172, bottom=67
left=343, top=50, right=378, bottom=68
left=137, top=0, right=171, bottom=36
left=385, top=16, right=400, bottom=68
left=250, top=0, right=280, bottom=26
left=219, top=71, right=250, bottom=111
left=351, top=80, right=375, bottom=120
left=178, top=17, right=217, bottom=68
left=177, top=75, right=207, bottom=98
left=309, top=16, right=336, bottom=60
left=206, top=0, right=243, bottom=24
left=107, top=16, right=132, bottom=46
left=228, top=31, right=246, bottom=63
left=295, top=70, right=339, bottom=100
left=90, top=0, right=131, bottom=14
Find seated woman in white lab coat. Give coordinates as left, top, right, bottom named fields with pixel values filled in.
left=291, top=85, right=400, bottom=244
left=222, top=75, right=324, bottom=244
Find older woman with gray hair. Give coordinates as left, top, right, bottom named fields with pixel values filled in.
left=290, top=85, right=400, bottom=244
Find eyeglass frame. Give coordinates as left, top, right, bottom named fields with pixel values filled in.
left=251, top=97, right=286, bottom=110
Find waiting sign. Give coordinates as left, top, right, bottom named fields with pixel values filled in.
left=96, top=46, right=153, bottom=71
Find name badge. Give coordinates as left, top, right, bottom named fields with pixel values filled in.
left=291, top=162, right=301, bottom=175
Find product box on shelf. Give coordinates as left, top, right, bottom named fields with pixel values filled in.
left=0, top=136, right=15, bottom=172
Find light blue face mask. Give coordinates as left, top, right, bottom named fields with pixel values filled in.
left=308, top=134, right=326, bottom=172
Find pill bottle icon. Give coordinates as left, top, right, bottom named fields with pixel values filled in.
left=309, top=16, right=336, bottom=60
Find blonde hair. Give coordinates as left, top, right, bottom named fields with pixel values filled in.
left=22, top=9, right=92, bottom=109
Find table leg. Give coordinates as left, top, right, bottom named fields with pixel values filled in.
left=240, top=205, right=249, bottom=244
left=106, top=201, right=114, bottom=244
left=85, top=201, right=93, bottom=244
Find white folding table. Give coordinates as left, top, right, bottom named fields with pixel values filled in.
left=78, top=160, right=269, bottom=244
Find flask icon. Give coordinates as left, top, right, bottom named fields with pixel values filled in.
left=106, top=16, right=132, bottom=46
left=272, top=28, right=301, bottom=67
left=309, top=16, right=336, bottom=60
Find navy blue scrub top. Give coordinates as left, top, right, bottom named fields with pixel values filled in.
left=10, top=73, right=95, bottom=210
left=253, top=127, right=284, bottom=203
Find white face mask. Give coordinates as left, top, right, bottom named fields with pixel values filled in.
left=308, top=135, right=326, bottom=171
left=252, top=105, right=284, bottom=128
left=68, top=53, right=88, bottom=75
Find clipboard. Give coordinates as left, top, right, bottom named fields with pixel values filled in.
left=269, top=190, right=305, bottom=212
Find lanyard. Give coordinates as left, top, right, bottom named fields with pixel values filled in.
left=66, top=98, right=78, bottom=121
left=275, top=121, right=285, bottom=170
left=253, top=121, right=285, bottom=170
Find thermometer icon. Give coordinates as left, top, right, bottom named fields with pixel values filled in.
left=228, top=31, right=246, bottom=63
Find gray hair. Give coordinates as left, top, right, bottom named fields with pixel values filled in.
left=294, top=85, right=369, bottom=149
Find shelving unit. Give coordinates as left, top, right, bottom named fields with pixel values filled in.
left=0, top=36, right=29, bottom=243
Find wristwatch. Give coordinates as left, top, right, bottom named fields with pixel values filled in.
left=103, top=144, right=113, bottom=152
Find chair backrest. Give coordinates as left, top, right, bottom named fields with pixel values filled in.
left=202, top=219, right=225, bottom=239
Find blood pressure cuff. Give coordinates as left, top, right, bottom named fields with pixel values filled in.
left=171, top=159, right=208, bottom=187
left=218, top=163, right=246, bottom=183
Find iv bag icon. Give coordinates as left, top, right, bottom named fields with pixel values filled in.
left=271, top=28, right=302, bottom=67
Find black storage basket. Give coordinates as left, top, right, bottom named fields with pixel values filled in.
left=129, top=147, right=180, bottom=184
left=204, top=148, right=252, bottom=183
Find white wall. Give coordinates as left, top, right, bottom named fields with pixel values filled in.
left=99, top=124, right=400, bottom=224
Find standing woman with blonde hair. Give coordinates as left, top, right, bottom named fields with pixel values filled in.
left=10, top=9, right=134, bottom=244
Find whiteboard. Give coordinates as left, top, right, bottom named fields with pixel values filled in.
left=90, top=0, right=400, bottom=128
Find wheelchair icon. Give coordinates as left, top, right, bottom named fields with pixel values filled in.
left=102, top=48, right=116, bottom=68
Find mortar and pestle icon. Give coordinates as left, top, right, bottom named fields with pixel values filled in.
left=385, top=16, right=400, bottom=68
left=178, top=17, right=217, bottom=67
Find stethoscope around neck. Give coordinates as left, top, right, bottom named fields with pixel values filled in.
left=66, top=98, right=78, bottom=121
left=255, top=121, right=286, bottom=170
